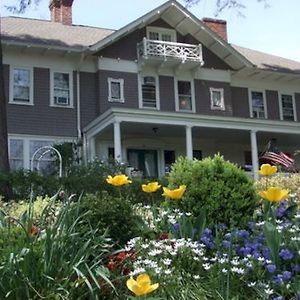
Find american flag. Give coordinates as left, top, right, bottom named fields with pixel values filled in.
left=260, top=151, right=294, bottom=168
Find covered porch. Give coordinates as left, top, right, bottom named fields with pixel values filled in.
left=83, top=108, right=300, bottom=178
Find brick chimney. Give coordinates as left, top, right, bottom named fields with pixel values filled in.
left=49, top=0, right=74, bottom=25
left=202, top=18, right=228, bottom=41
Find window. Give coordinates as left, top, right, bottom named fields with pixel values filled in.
left=210, top=88, right=225, bottom=110
left=176, top=80, right=194, bottom=112
left=139, top=75, right=159, bottom=109
left=280, top=94, right=295, bottom=121
left=108, top=78, right=124, bottom=102
left=193, top=150, right=202, bottom=160
left=10, top=67, right=33, bottom=104
left=146, top=26, right=176, bottom=42
left=30, top=140, right=56, bottom=174
left=9, top=139, right=24, bottom=170
left=50, top=71, right=73, bottom=107
left=250, top=91, right=266, bottom=119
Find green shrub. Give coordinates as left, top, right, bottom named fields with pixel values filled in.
left=0, top=159, right=126, bottom=200
left=167, top=154, right=257, bottom=228
left=0, top=195, right=114, bottom=300
left=79, top=191, right=145, bottom=245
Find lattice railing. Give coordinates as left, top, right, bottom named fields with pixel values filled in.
left=137, top=38, right=203, bottom=63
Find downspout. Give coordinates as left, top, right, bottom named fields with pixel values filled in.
left=76, top=52, right=85, bottom=139
left=76, top=52, right=85, bottom=164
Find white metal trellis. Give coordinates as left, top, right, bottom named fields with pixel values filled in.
left=30, top=146, right=63, bottom=177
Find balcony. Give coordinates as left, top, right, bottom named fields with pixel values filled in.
left=137, top=38, right=204, bottom=70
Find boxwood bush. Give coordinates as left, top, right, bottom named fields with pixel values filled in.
left=167, top=154, right=257, bottom=228
left=79, top=191, right=145, bottom=245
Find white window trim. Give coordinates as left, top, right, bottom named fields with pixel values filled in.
left=138, top=73, right=160, bottom=110
left=8, top=135, right=74, bottom=170
left=174, top=78, right=196, bottom=113
left=278, top=92, right=297, bottom=121
left=50, top=70, right=74, bottom=108
left=108, top=77, right=125, bottom=103
left=210, top=87, right=225, bottom=111
left=9, top=66, right=34, bottom=105
left=248, top=89, right=268, bottom=119
left=146, top=26, right=177, bottom=42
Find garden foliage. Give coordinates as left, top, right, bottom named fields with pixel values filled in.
left=167, top=154, right=257, bottom=228
left=79, top=191, right=145, bottom=245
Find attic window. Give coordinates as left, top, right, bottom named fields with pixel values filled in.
left=146, top=26, right=176, bottom=42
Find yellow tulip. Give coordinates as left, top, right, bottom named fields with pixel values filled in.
left=257, top=164, right=277, bottom=176
left=106, top=174, right=132, bottom=186
left=259, top=186, right=289, bottom=203
left=126, top=273, right=159, bottom=296
left=162, top=185, right=186, bottom=200
left=142, top=182, right=161, bottom=193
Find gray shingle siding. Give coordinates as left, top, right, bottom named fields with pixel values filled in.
left=231, top=87, right=250, bottom=118
left=7, top=66, right=77, bottom=137
left=98, top=70, right=139, bottom=113
left=266, top=90, right=280, bottom=120
left=159, top=76, right=175, bottom=112
left=195, top=79, right=232, bottom=116
left=80, top=71, right=98, bottom=127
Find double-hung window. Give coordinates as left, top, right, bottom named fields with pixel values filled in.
left=9, top=139, right=24, bottom=170
left=210, top=88, right=225, bottom=110
left=176, top=80, right=194, bottom=112
left=108, top=78, right=124, bottom=103
left=10, top=67, right=33, bottom=105
left=140, top=75, right=159, bottom=109
left=250, top=91, right=266, bottom=119
left=51, top=71, right=73, bottom=107
left=280, top=94, right=296, bottom=121
left=146, top=26, right=176, bottom=42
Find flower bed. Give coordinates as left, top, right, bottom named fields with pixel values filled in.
left=0, top=159, right=299, bottom=299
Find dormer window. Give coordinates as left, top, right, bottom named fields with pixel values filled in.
left=146, top=26, right=176, bottom=42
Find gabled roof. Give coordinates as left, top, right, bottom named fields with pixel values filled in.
left=1, top=2, right=300, bottom=76
left=1, top=16, right=114, bottom=51
left=89, top=0, right=254, bottom=70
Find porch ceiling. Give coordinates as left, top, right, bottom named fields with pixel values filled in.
left=95, top=122, right=300, bottom=149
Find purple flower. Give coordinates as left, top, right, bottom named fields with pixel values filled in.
left=266, top=264, right=276, bottom=273
left=272, top=274, right=283, bottom=285
left=222, top=240, right=231, bottom=248
left=171, top=223, right=180, bottom=232
left=273, top=297, right=283, bottom=300
left=279, top=249, right=294, bottom=260
left=292, top=264, right=300, bottom=273
left=282, top=271, right=292, bottom=281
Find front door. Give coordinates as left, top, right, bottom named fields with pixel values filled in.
left=127, top=149, right=158, bottom=177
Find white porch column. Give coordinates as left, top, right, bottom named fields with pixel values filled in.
left=250, top=130, right=259, bottom=179
left=89, top=137, right=96, bottom=161
left=114, top=121, right=122, bottom=162
left=185, top=125, right=193, bottom=160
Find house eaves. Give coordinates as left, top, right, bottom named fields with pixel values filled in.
left=89, top=0, right=254, bottom=70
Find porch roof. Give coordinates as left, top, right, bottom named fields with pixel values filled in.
left=83, top=108, right=300, bottom=138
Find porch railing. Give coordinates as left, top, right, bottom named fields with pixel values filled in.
left=137, top=38, right=203, bottom=63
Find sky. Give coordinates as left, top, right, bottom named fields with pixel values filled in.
left=1, top=0, right=300, bottom=62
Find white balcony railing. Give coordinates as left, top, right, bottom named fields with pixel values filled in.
left=137, top=38, right=203, bottom=63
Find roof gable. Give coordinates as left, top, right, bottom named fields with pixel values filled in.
left=89, top=0, right=253, bottom=70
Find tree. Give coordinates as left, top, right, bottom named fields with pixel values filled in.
left=183, top=0, right=269, bottom=16
left=4, top=0, right=42, bottom=14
